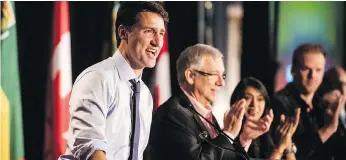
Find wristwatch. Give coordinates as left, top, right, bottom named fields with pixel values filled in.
left=284, top=143, right=297, bottom=155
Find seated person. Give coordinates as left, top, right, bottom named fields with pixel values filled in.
left=271, top=43, right=343, bottom=159
left=317, top=66, right=346, bottom=160
left=230, top=77, right=300, bottom=160
left=147, top=44, right=249, bottom=160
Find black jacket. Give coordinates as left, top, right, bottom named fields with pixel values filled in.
left=271, top=82, right=329, bottom=160
left=146, top=89, right=249, bottom=160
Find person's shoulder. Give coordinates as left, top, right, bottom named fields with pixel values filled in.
left=154, top=95, right=193, bottom=119
left=272, top=84, right=300, bottom=114
left=272, top=91, right=287, bottom=106
left=274, top=86, right=289, bottom=96
left=88, top=57, right=118, bottom=76
left=152, top=95, right=196, bottom=133
left=74, top=57, right=118, bottom=85
left=273, top=84, right=294, bottom=101
left=155, top=96, right=179, bottom=113
left=271, top=86, right=292, bottom=110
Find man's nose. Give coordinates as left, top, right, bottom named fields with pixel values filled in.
left=151, top=33, right=162, bottom=47
left=216, top=75, right=225, bottom=86
left=307, top=69, right=314, bottom=79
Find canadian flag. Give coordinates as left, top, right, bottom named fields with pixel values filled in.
left=44, top=1, right=72, bottom=159
left=153, top=30, right=171, bottom=109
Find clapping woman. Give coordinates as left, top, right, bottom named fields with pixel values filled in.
left=230, top=77, right=300, bottom=160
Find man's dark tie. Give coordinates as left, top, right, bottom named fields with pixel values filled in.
left=129, top=79, right=140, bottom=160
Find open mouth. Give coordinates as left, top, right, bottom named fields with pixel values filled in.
left=248, top=112, right=257, bottom=117
left=146, top=48, right=157, bottom=58
left=247, top=108, right=257, bottom=116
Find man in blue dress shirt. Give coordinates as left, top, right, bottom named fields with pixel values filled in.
left=59, top=2, right=169, bottom=160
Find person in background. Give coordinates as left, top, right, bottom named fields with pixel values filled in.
left=317, top=66, right=346, bottom=160
left=59, top=2, right=169, bottom=160
left=230, top=77, right=300, bottom=160
left=271, top=43, right=345, bottom=159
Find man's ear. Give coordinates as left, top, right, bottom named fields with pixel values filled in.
left=118, top=25, right=128, bottom=40
left=185, top=69, right=195, bottom=85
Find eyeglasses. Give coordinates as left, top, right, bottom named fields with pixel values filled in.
left=193, top=70, right=226, bottom=80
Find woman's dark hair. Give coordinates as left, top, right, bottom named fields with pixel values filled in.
left=317, top=66, right=344, bottom=97
left=230, top=77, right=271, bottom=117
left=230, top=77, right=273, bottom=158
left=115, top=1, right=169, bottom=47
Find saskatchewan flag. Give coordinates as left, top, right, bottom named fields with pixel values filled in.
left=1, top=1, right=25, bottom=160
left=112, top=1, right=120, bottom=52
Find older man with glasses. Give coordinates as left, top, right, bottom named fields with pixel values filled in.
left=146, top=44, right=250, bottom=160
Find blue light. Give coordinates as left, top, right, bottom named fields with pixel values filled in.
left=285, top=64, right=293, bottom=83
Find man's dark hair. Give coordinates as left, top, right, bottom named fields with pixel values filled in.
left=291, top=43, right=327, bottom=72
left=115, top=1, right=169, bottom=47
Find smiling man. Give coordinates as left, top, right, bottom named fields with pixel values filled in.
left=147, top=44, right=249, bottom=160
left=59, top=2, right=169, bottom=160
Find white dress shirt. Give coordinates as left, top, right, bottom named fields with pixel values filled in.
left=59, top=50, right=153, bottom=160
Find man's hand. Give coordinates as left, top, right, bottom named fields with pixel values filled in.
left=275, top=108, right=300, bottom=153
left=240, top=109, right=274, bottom=142
left=223, top=99, right=246, bottom=138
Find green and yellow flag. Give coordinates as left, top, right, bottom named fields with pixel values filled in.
left=112, top=1, right=120, bottom=52
left=1, top=1, right=25, bottom=160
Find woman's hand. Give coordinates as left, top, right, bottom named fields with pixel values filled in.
left=239, top=109, right=274, bottom=142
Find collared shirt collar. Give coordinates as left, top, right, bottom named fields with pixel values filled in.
left=180, top=87, right=212, bottom=118
left=112, top=50, right=142, bottom=82
left=285, top=82, right=325, bottom=111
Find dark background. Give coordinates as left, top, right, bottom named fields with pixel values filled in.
left=14, top=2, right=346, bottom=159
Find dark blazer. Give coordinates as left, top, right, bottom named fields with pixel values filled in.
left=146, top=89, right=249, bottom=160
left=271, top=83, right=328, bottom=160
left=247, top=133, right=275, bottom=159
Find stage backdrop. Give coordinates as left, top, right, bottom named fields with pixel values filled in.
left=275, top=2, right=344, bottom=91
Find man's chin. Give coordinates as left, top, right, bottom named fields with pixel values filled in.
left=208, top=97, right=216, bottom=103
left=146, top=62, right=156, bottom=68
left=303, top=87, right=318, bottom=94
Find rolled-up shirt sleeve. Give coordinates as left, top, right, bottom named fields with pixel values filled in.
left=68, top=71, right=113, bottom=159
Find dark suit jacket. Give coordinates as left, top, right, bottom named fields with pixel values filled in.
left=271, top=83, right=327, bottom=160
left=146, top=90, right=248, bottom=160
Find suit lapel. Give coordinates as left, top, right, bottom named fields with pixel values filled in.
left=212, top=115, right=222, bottom=134
left=177, top=89, right=213, bottom=139
left=192, top=112, right=211, bottom=138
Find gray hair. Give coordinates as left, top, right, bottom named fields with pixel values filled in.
left=176, top=44, right=223, bottom=86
